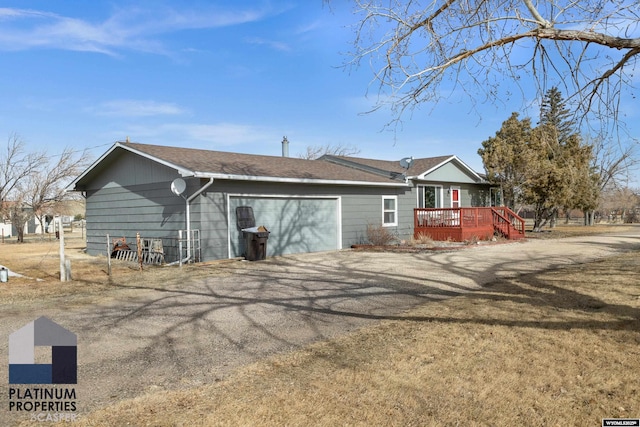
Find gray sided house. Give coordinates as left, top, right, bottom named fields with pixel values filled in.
left=69, top=142, right=493, bottom=262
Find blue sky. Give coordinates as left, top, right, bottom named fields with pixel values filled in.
left=0, top=1, right=637, bottom=180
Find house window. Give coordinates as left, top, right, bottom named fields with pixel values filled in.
left=418, top=185, right=443, bottom=208
left=382, top=196, right=397, bottom=226
left=489, top=187, right=502, bottom=207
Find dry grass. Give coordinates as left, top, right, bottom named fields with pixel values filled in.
left=525, top=223, right=638, bottom=239
left=366, top=223, right=397, bottom=246
left=28, top=234, right=638, bottom=426
left=410, top=232, right=435, bottom=247
left=0, top=233, right=232, bottom=308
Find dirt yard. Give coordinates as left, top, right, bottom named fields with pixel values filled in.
left=1, top=225, right=639, bottom=426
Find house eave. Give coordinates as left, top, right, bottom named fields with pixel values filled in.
left=192, top=172, right=408, bottom=187
left=408, top=176, right=489, bottom=185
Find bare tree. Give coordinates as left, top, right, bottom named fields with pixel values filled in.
left=1, top=133, right=89, bottom=241
left=598, top=186, right=640, bottom=223
left=579, top=135, right=638, bottom=224
left=345, top=1, right=640, bottom=132
left=25, top=147, right=91, bottom=236
left=0, top=133, right=46, bottom=211
left=590, top=137, right=638, bottom=191
left=298, top=144, right=361, bottom=160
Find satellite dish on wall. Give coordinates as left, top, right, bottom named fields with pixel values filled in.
left=170, top=178, right=187, bottom=196
left=399, top=156, right=413, bottom=169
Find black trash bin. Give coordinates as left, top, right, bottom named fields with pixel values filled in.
left=242, top=226, right=270, bottom=261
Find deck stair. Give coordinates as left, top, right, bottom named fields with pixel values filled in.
left=491, top=207, right=525, bottom=240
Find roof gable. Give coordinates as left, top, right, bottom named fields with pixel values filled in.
left=418, top=159, right=480, bottom=183
left=321, top=154, right=484, bottom=183
left=414, top=156, right=483, bottom=183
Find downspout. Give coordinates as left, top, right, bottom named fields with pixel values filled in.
left=185, top=177, right=214, bottom=261
left=168, top=177, right=214, bottom=265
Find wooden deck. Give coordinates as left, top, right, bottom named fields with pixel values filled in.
left=414, top=207, right=525, bottom=241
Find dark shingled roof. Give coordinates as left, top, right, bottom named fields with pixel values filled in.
left=321, top=154, right=455, bottom=178
left=124, top=142, right=404, bottom=184
left=71, top=142, right=482, bottom=191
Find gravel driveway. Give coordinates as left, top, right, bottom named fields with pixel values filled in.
left=2, top=228, right=639, bottom=424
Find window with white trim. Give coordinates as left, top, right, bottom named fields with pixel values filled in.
left=382, top=196, right=398, bottom=226
left=418, top=185, right=443, bottom=208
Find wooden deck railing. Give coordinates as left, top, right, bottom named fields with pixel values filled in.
left=414, top=207, right=493, bottom=228
left=414, top=207, right=525, bottom=241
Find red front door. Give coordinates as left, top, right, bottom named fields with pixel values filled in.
left=451, top=188, right=460, bottom=208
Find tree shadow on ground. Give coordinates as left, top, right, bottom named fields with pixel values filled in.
left=38, top=241, right=639, bottom=417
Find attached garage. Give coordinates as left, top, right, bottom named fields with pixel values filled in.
left=228, top=195, right=341, bottom=257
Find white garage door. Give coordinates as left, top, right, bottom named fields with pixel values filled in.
left=229, top=196, right=340, bottom=258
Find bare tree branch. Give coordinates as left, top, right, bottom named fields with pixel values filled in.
left=588, top=135, right=639, bottom=190
left=298, top=144, right=361, bottom=160
left=346, top=0, right=640, bottom=138
left=522, top=0, right=552, bottom=28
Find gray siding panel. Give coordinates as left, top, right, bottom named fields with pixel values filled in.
left=85, top=180, right=187, bottom=262
left=84, top=151, right=202, bottom=261
left=86, top=150, right=181, bottom=189
left=194, top=192, right=229, bottom=261
left=424, top=162, right=478, bottom=183
left=341, top=189, right=414, bottom=244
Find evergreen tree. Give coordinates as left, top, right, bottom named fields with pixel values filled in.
left=539, top=87, right=575, bottom=145
left=478, top=113, right=531, bottom=209
left=521, top=129, right=596, bottom=231
left=520, top=126, right=568, bottom=231
left=532, top=88, right=597, bottom=228
left=479, top=102, right=598, bottom=232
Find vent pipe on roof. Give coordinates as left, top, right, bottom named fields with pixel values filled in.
left=282, top=136, right=289, bottom=157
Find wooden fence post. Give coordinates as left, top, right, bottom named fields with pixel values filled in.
left=136, top=232, right=143, bottom=271
left=59, top=217, right=67, bottom=282
left=107, top=234, right=111, bottom=276
left=178, top=230, right=183, bottom=267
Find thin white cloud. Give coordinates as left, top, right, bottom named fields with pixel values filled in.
left=166, top=122, right=274, bottom=144
left=295, top=19, right=323, bottom=35
left=94, top=100, right=186, bottom=117
left=120, top=122, right=279, bottom=146
left=0, top=5, right=275, bottom=55
left=245, top=36, right=292, bottom=52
